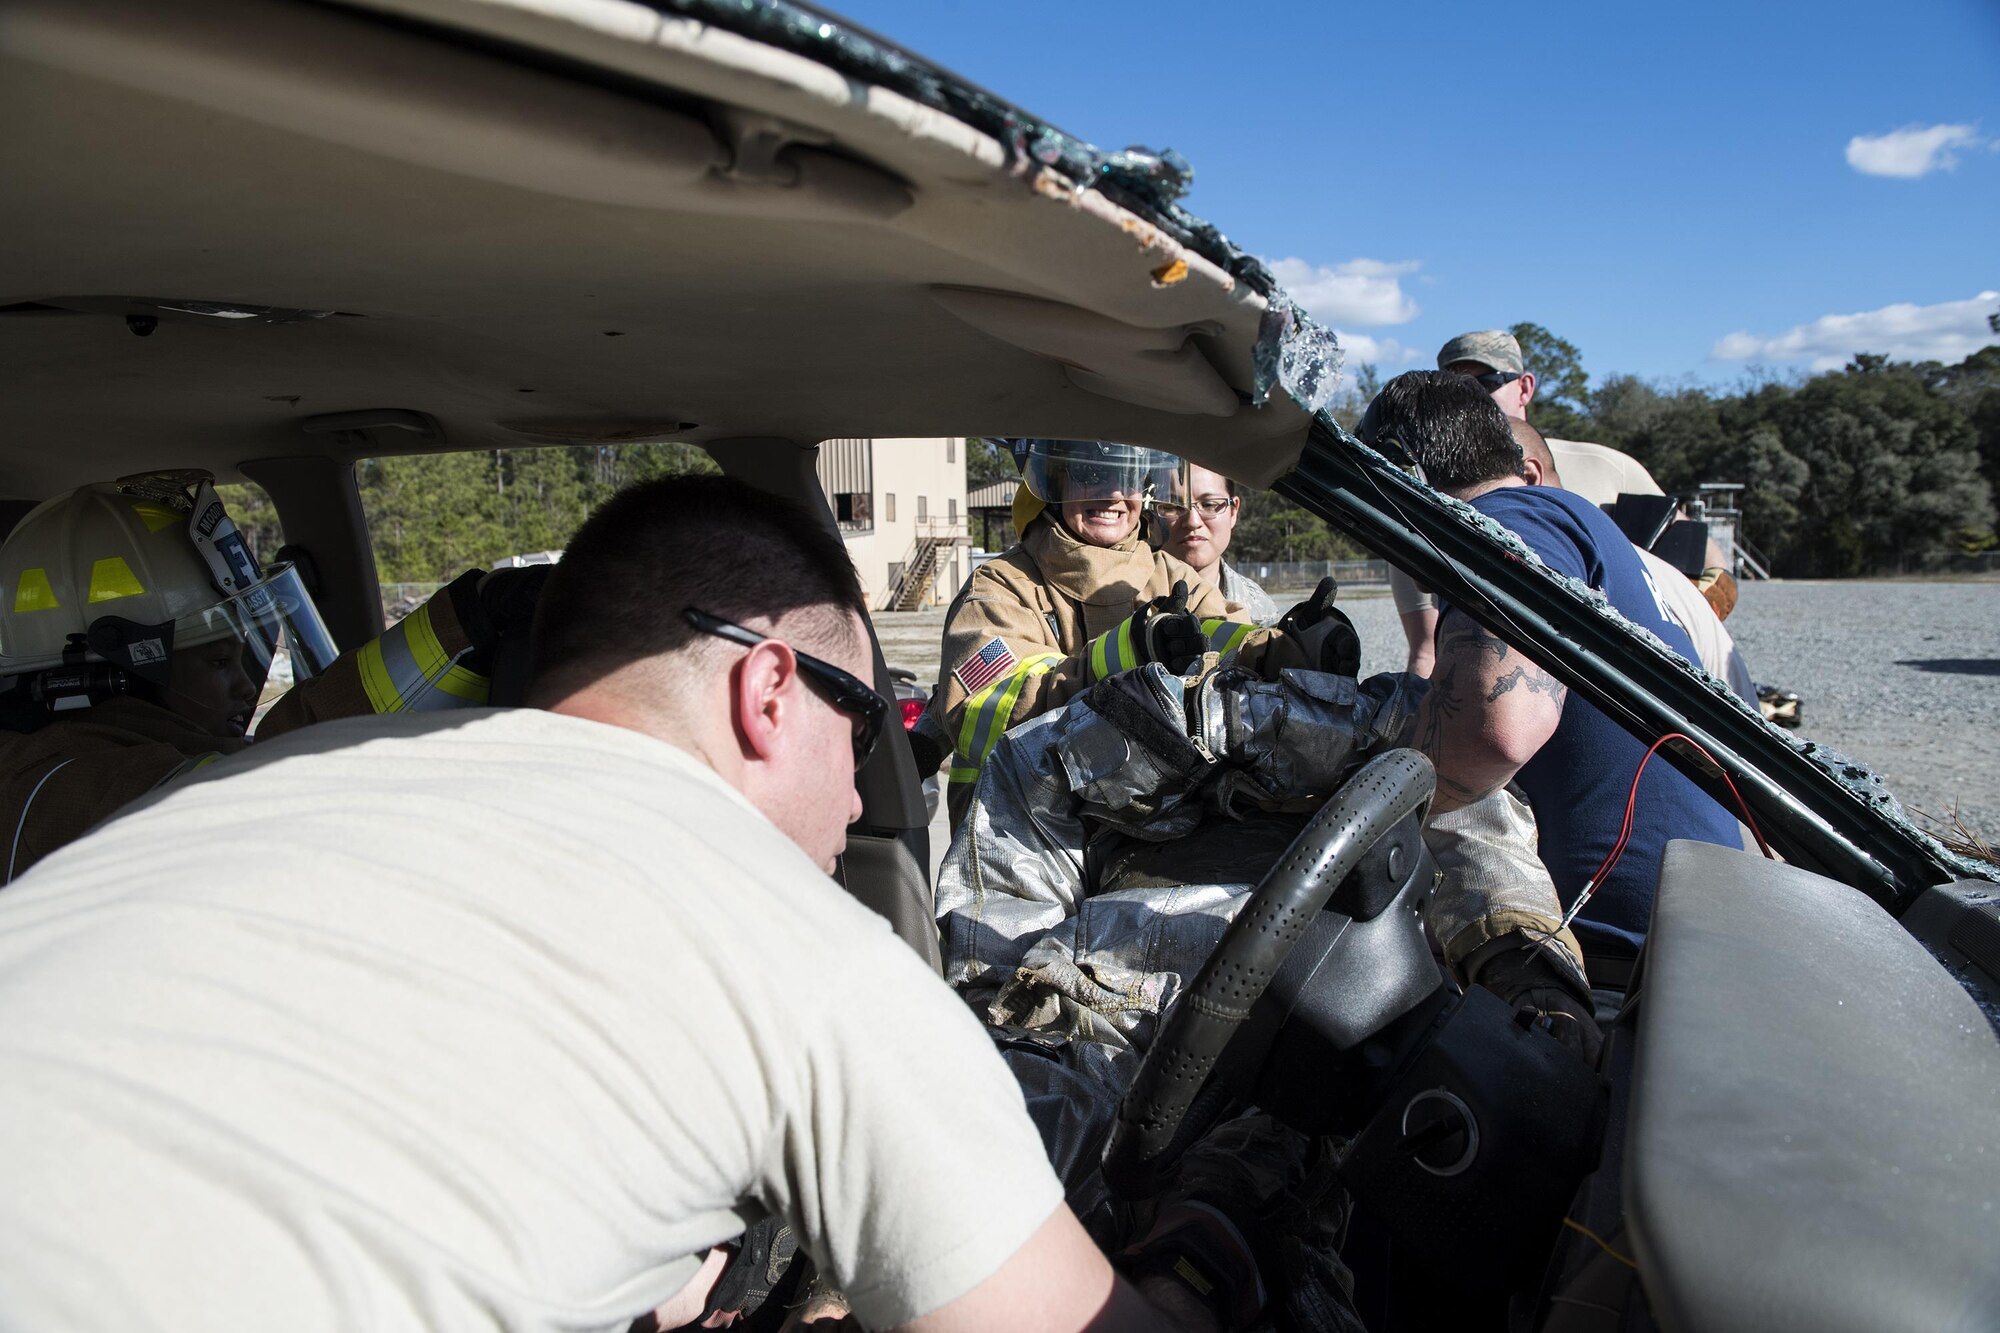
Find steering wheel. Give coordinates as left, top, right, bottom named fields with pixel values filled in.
left=1100, top=748, right=1437, bottom=1198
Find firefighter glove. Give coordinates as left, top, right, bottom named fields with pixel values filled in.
left=1275, top=577, right=1362, bottom=678
left=1133, top=580, right=1210, bottom=675
left=694, top=1216, right=802, bottom=1326
left=1468, top=931, right=1604, bottom=1065
left=446, top=565, right=554, bottom=676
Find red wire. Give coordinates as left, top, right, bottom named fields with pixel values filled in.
left=1586, top=732, right=1775, bottom=894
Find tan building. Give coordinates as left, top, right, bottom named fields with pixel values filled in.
left=816, top=437, right=968, bottom=610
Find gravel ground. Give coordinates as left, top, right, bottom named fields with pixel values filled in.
left=873, top=577, right=2000, bottom=850
left=1725, top=580, right=2000, bottom=840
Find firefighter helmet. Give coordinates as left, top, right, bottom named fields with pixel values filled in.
left=0, top=473, right=337, bottom=693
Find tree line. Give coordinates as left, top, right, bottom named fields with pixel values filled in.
left=223, top=443, right=718, bottom=586
left=1184, top=321, right=2000, bottom=577
left=1509, top=321, right=1998, bottom=577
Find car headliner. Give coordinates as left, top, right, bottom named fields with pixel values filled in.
left=0, top=0, right=1320, bottom=502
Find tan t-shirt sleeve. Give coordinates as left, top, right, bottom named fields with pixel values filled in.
left=1388, top=565, right=1436, bottom=616
left=766, top=923, right=1065, bottom=1328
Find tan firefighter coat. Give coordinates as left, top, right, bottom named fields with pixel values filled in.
left=940, top=513, right=1289, bottom=827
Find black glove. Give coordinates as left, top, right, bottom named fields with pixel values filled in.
left=478, top=564, right=554, bottom=642
left=691, top=1216, right=801, bottom=1327
left=1275, top=576, right=1361, bottom=678
left=1120, top=1199, right=1266, bottom=1331
left=1132, top=579, right=1209, bottom=675
left=446, top=565, right=555, bottom=675
left=1468, top=933, right=1603, bottom=1065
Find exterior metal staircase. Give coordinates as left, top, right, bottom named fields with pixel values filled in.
left=887, top=538, right=940, bottom=611
left=882, top=519, right=967, bottom=611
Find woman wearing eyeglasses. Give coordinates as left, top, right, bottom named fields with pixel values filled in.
left=1154, top=464, right=1280, bottom=627
left=935, top=440, right=1274, bottom=829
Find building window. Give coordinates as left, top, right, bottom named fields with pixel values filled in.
left=948, top=498, right=958, bottom=522
left=885, top=493, right=896, bottom=522
left=816, top=438, right=874, bottom=532
left=917, top=495, right=928, bottom=521
left=947, top=437, right=956, bottom=463
left=833, top=492, right=872, bottom=528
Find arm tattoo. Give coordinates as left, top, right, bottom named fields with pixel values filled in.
left=1436, top=773, right=1489, bottom=801
left=1437, top=616, right=1510, bottom=662
left=1486, top=664, right=1567, bottom=705
left=1417, top=618, right=1506, bottom=756
left=1417, top=656, right=1460, bottom=757
left=1417, top=613, right=1562, bottom=807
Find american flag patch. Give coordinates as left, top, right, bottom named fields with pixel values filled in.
left=953, top=636, right=1018, bottom=694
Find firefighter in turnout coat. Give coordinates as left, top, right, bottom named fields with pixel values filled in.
left=940, top=441, right=1298, bottom=829
left=0, top=473, right=539, bottom=881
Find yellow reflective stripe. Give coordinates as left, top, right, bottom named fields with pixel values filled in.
left=946, top=763, right=981, bottom=785
left=399, top=602, right=453, bottom=680
left=86, top=556, right=145, bottom=603
left=1200, top=618, right=1255, bottom=658
left=356, top=639, right=401, bottom=714
left=356, top=602, right=492, bottom=714
left=955, top=652, right=1061, bottom=771
left=972, top=669, right=1035, bottom=762
left=1088, top=618, right=1135, bottom=682
left=956, top=668, right=1009, bottom=760
left=432, top=665, right=491, bottom=704
left=158, top=750, right=226, bottom=787
left=13, top=567, right=59, bottom=612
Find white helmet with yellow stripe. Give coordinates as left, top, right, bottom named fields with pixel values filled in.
left=0, top=472, right=337, bottom=708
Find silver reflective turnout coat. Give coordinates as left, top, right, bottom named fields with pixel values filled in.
left=937, top=663, right=1585, bottom=1199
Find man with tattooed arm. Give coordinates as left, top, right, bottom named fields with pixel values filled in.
left=1360, top=372, right=1744, bottom=1051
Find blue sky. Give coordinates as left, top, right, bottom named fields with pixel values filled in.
left=830, top=0, right=2000, bottom=390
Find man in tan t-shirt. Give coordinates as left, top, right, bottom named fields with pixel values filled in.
left=0, top=476, right=1244, bottom=1332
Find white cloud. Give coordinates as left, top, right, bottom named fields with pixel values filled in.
left=1330, top=330, right=1426, bottom=368
left=1845, top=123, right=1982, bottom=178
left=1270, top=256, right=1421, bottom=326
left=1712, top=291, right=2000, bottom=371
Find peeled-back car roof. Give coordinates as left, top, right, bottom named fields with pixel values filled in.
left=0, top=0, right=1333, bottom=500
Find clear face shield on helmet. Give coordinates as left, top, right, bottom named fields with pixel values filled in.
left=83, top=561, right=340, bottom=736
left=1016, top=440, right=1183, bottom=515
left=175, top=562, right=339, bottom=681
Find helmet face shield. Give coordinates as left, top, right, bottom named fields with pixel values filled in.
left=176, top=563, right=339, bottom=687
left=1017, top=440, right=1181, bottom=508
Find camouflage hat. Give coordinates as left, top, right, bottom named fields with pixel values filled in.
left=1436, top=329, right=1525, bottom=375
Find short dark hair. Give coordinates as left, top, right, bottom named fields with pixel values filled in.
left=1357, top=370, right=1525, bottom=492
left=1508, top=416, right=1558, bottom=478
left=529, top=474, right=868, bottom=697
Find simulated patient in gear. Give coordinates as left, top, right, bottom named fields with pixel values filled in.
left=0, top=472, right=544, bottom=880
left=937, top=576, right=1594, bottom=1328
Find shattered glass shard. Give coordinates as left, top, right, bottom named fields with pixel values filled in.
left=1278, top=317, right=1343, bottom=414
left=1095, top=145, right=1195, bottom=205
left=1251, top=301, right=1342, bottom=414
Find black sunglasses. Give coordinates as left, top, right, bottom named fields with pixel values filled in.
left=682, top=607, right=888, bottom=767
left=1472, top=370, right=1525, bottom=390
